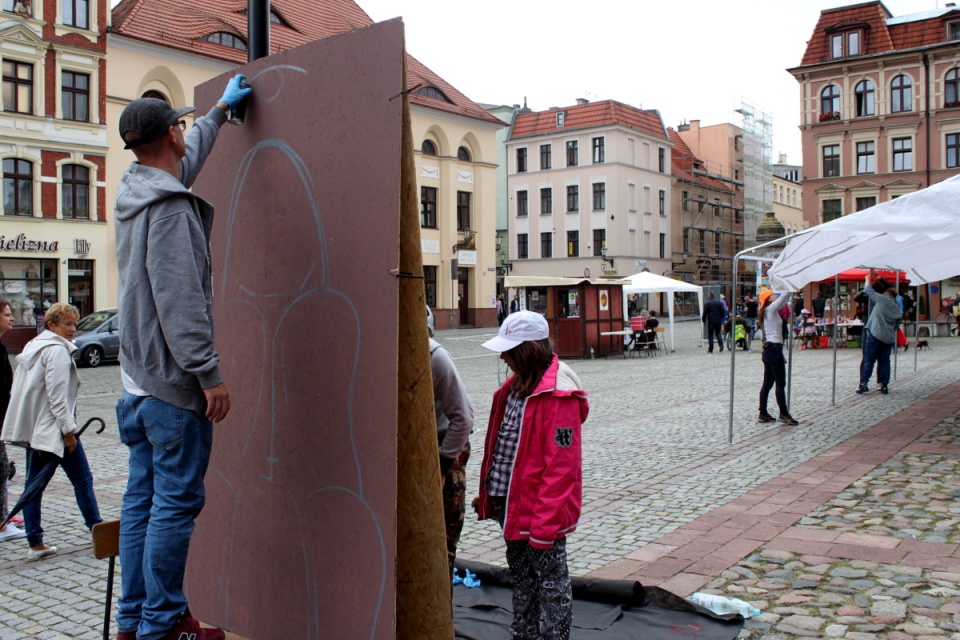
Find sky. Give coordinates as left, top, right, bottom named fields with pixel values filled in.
left=355, top=0, right=945, bottom=164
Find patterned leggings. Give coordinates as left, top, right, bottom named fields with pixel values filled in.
left=442, top=439, right=471, bottom=577
left=490, top=497, right=573, bottom=640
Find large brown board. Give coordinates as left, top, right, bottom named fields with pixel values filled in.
left=185, top=20, right=404, bottom=639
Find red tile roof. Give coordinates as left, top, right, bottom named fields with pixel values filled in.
left=668, top=130, right=734, bottom=194
left=509, top=100, right=668, bottom=141
left=798, top=1, right=960, bottom=67
left=110, top=0, right=502, bottom=126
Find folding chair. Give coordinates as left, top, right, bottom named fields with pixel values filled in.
left=651, top=327, right=667, bottom=355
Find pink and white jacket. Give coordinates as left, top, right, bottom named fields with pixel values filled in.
left=476, top=355, right=589, bottom=549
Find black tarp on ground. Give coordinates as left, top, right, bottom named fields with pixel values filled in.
left=453, top=560, right=744, bottom=640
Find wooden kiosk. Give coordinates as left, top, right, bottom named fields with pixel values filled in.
left=504, top=276, right=629, bottom=358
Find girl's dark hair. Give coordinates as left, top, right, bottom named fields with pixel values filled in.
left=503, top=338, right=554, bottom=398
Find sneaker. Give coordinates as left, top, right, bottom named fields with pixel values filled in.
left=0, top=525, right=26, bottom=541
left=881, top=385, right=889, bottom=395
left=778, top=414, right=800, bottom=426
left=27, top=546, right=57, bottom=561
left=158, top=613, right=225, bottom=640
left=757, top=412, right=776, bottom=423
left=856, top=383, right=869, bottom=394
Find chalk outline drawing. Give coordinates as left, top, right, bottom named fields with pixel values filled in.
left=203, top=63, right=387, bottom=638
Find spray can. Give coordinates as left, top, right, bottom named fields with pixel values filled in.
left=228, top=79, right=251, bottom=125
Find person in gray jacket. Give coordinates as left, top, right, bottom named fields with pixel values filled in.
left=112, top=75, right=251, bottom=640
left=430, top=338, right=474, bottom=580
left=857, top=271, right=903, bottom=395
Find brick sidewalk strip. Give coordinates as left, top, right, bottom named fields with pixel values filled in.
left=599, top=380, right=960, bottom=595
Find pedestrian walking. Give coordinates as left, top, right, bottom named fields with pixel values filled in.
left=0, top=298, right=25, bottom=542
left=1, top=302, right=102, bottom=559
left=757, top=290, right=799, bottom=425
left=474, top=311, right=589, bottom=640
left=702, top=292, right=726, bottom=353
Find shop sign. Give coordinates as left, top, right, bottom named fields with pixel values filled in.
left=458, top=250, right=477, bottom=266
left=0, top=234, right=58, bottom=253
left=75, top=239, right=90, bottom=254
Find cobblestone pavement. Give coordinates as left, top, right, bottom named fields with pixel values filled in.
left=0, top=320, right=958, bottom=638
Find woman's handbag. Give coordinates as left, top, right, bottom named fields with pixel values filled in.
left=896, top=327, right=907, bottom=348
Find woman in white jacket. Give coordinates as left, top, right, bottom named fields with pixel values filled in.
left=2, top=302, right=102, bottom=560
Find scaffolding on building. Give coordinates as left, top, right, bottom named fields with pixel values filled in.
left=735, top=101, right=774, bottom=248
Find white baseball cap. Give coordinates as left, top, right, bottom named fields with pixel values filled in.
left=482, top=310, right=549, bottom=352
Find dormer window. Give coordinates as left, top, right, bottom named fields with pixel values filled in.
left=416, top=85, right=453, bottom=104
left=270, top=10, right=291, bottom=27
left=949, top=21, right=960, bottom=41
left=831, top=30, right=861, bottom=59
left=205, top=32, right=247, bottom=51
left=556, top=111, right=565, bottom=127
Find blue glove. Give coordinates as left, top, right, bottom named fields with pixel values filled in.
left=219, top=75, right=252, bottom=108
left=462, top=569, right=481, bottom=588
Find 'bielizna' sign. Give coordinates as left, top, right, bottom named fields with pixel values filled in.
left=0, top=234, right=59, bottom=253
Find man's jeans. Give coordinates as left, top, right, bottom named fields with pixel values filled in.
left=706, top=321, right=723, bottom=352
left=860, top=329, right=893, bottom=386
left=23, top=440, right=102, bottom=547
left=115, top=392, right=213, bottom=640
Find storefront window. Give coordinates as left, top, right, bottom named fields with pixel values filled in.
left=560, top=289, right=579, bottom=318
left=0, top=258, right=57, bottom=327
left=68, top=259, right=93, bottom=318
left=525, top=287, right=547, bottom=314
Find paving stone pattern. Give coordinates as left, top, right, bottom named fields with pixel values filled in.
left=0, top=322, right=958, bottom=638
left=689, top=410, right=960, bottom=638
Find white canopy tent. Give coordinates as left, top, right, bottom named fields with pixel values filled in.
left=621, top=271, right=704, bottom=351
left=769, top=173, right=960, bottom=290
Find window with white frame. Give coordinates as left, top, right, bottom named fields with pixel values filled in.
left=892, top=138, right=913, bottom=172
left=855, top=79, right=875, bottom=117
left=948, top=133, right=960, bottom=168
left=856, top=141, right=875, bottom=174
left=566, top=140, right=578, bottom=167
left=540, top=187, right=552, bottom=214
left=2, top=158, right=33, bottom=216
left=2, top=60, right=34, bottom=114
left=820, top=84, right=840, bottom=118
left=891, top=74, right=912, bottom=113
left=946, top=68, right=960, bottom=107
left=61, top=164, right=89, bottom=219
left=62, top=70, right=89, bottom=122
left=566, top=185, right=579, bottom=212
left=822, top=198, right=842, bottom=223
left=63, top=0, right=89, bottom=28
left=592, top=182, right=605, bottom=210
left=591, top=137, right=604, bottom=163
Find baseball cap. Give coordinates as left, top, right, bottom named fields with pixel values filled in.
left=119, top=98, right=195, bottom=149
left=758, top=289, right=777, bottom=305
left=482, top=310, right=549, bottom=352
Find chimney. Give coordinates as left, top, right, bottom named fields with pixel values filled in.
left=575, top=98, right=589, bottom=105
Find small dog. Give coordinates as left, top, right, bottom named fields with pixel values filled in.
left=906, top=340, right=930, bottom=351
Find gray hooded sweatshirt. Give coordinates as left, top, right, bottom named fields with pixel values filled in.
left=114, top=106, right=227, bottom=415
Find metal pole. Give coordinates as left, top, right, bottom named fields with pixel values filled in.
left=914, top=282, right=920, bottom=372
left=894, top=273, right=900, bottom=381
left=831, top=273, right=838, bottom=404
left=786, top=303, right=794, bottom=410
left=248, top=0, right=270, bottom=62
left=728, top=258, right=737, bottom=444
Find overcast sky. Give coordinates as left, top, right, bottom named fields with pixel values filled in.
left=357, top=0, right=944, bottom=164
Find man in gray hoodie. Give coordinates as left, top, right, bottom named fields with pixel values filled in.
left=858, top=271, right=903, bottom=396
left=113, top=75, right=251, bottom=640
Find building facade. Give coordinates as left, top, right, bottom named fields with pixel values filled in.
left=0, top=0, right=109, bottom=350
left=772, top=158, right=805, bottom=236
left=505, top=100, right=673, bottom=286
left=670, top=120, right=744, bottom=292
left=791, top=2, right=960, bottom=225
left=107, top=0, right=503, bottom=329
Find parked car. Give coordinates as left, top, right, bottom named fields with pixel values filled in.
left=73, top=308, right=119, bottom=367
left=427, top=305, right=435, bottom=337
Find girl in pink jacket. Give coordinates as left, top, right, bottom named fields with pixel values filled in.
left=476, top=311, right=589, bottom=640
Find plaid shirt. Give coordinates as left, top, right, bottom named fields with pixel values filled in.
left=486, top=391, right=524, bottom=496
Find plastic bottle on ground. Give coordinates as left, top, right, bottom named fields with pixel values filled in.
left=689, top=592, right=761, bottom=618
